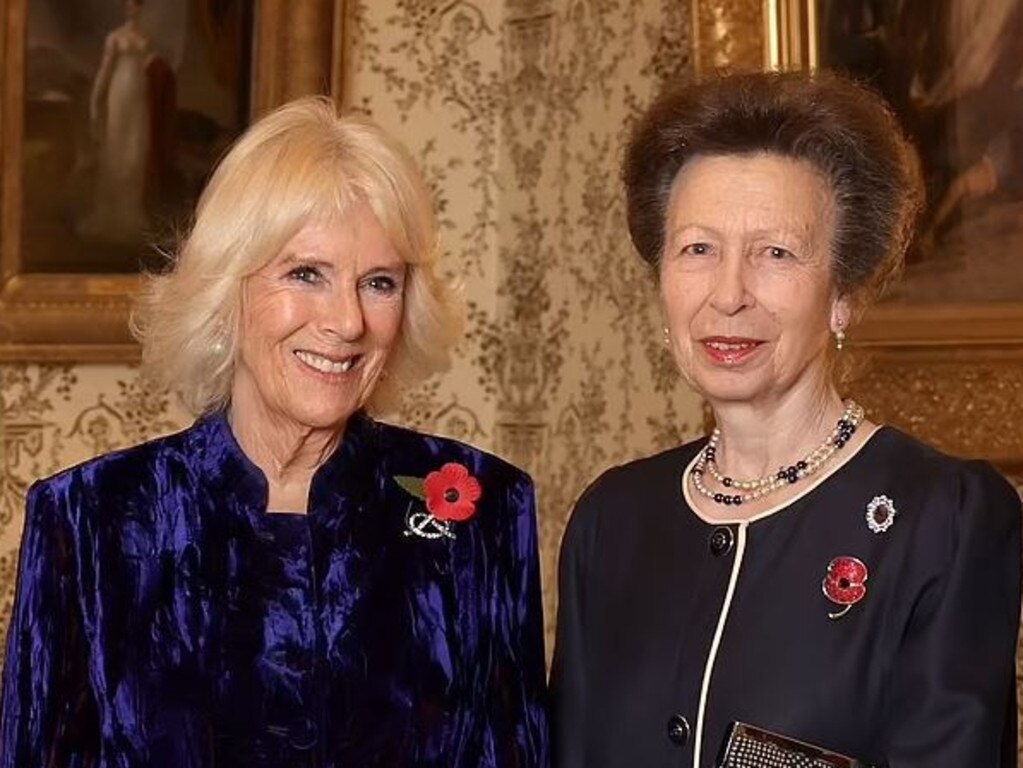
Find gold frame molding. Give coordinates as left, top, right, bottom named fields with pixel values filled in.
left=692, top=0, right=1023, bottom=472
left=760, top=0, right=1023, bottom=348
left=0, top=0, right=347, bottom=362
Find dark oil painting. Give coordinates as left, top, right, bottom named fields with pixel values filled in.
left=22, top=0, right=252, bottom=274
left=817, top=0, right=1023, bottom=302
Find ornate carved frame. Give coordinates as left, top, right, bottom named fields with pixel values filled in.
left=691, top=0, right=1023, bottom=478
left=0, top=0, right=347, bottom=363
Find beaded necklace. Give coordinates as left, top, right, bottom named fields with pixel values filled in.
left=690, top=400, right=865, bottom=507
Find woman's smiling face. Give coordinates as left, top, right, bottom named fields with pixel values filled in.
left=660, top=152, right=850, bottom=407
left=231, top=202, right=406, bottom=432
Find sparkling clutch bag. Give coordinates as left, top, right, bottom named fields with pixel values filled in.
left=717, top=722, right=875, bottom=768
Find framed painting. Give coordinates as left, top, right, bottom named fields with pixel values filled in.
left=762, top=0, right=1023, bottom=347
left=0, top=0, right=347, bottom=361
left=688, top=0, right=1023, bottom=471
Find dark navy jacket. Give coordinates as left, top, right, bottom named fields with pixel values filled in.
left=552, top=427, right=1020, bottom=768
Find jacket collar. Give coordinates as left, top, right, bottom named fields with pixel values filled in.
left=191, top=409, right=380, bottom=521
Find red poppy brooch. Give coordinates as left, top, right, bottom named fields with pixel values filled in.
left=822, top=556, right=868, bottom=620
left=395, top=462, right=482, bottom=539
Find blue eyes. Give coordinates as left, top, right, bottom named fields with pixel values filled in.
left=284, top=265, right=401, bottom=294
left=364, top=275, right=399, bottom=294
left=677, top=244, right=795, bottom=260
left=287, top=265, right=324, bottom=283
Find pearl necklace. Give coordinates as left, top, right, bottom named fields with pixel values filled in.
left=690, top=400, right=865, bottom=507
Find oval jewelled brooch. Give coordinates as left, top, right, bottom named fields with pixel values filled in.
left=865, top=494, right=897, bottom=534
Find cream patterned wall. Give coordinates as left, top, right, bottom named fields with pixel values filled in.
left=3, top=7, right=1023, bottom=757
left=0, top=365, right=192, bottom=652
left=0, top=2, right=703, bottom=654
left=347, top=0, right=706, bottom=647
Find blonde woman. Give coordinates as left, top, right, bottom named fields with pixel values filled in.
left=2, top=97, right=549, bottom=768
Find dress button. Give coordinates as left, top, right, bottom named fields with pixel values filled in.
left=709, top=526, right=734, bottom=556
left=666, top=713, right=691, bottom=746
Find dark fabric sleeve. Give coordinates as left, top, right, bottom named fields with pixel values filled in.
left=883, top=463, right=1021, bottom=767
left=549, top=479, right=600, bottom=768
left=487, top=470, right=550, bottom=768
left=0, top=480, right=97, bottom=767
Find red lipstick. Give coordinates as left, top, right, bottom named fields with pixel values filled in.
left=699, top=336, right=764, bottom=366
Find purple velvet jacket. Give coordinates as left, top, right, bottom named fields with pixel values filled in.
left=0, top=411, right=549, bottom=767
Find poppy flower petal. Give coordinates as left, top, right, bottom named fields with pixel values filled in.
left=461, top=476, right=482, bottom=503
left=421, top=463, right=481, bottom=522
left=443, top=501, right=476, bottom=522
left=823, top=556, right=869, bottom=610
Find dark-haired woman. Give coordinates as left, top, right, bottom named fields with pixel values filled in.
left=551, top=70, right=1021, bottom=768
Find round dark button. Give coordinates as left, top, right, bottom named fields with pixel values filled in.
left=709, top=526, right=734, bottom=556
left=666, top=713, right=691, bottom=746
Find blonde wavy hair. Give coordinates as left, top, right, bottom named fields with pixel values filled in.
left=132, top=96, right=463, bottom=415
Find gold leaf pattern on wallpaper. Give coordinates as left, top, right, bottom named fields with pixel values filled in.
left=0, top=364, right=191, bottom=653
left=0, top=0, right=705, bottom=660
left=345, top=0, right=708, bottom=645
left=1, top=0, right=1022, bottom=750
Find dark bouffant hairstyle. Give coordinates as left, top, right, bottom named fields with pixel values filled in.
left=623, top=70, right=923, bottom=303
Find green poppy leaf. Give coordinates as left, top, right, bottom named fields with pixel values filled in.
left=394, top=475, right=426, bottom=499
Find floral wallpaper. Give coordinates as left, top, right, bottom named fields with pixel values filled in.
left=346, top=0, right=707, bottom=647
left=0, top=365, right=191, bottom=652
left=0, top=0, right=704, bottom=656
left=1, top=3, right=1022, bottom=754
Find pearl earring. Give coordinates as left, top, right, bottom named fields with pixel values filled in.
left=834, top=327, right=846, bottom=351
left=662, top=327, right=671, bottom=346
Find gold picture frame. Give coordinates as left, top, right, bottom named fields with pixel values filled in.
left=691, top=0, right=1023, bottom=473
left=0, top=0, right=347, bottom=362
left=762, top=0, right=1023, bottom=348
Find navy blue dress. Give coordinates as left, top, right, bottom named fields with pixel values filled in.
left=552, top=427, right=1021, bottom=767
left=0, top=411, right=549, bottom=767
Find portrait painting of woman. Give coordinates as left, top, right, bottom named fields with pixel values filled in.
left=21, top=0, right=250, bottom=273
